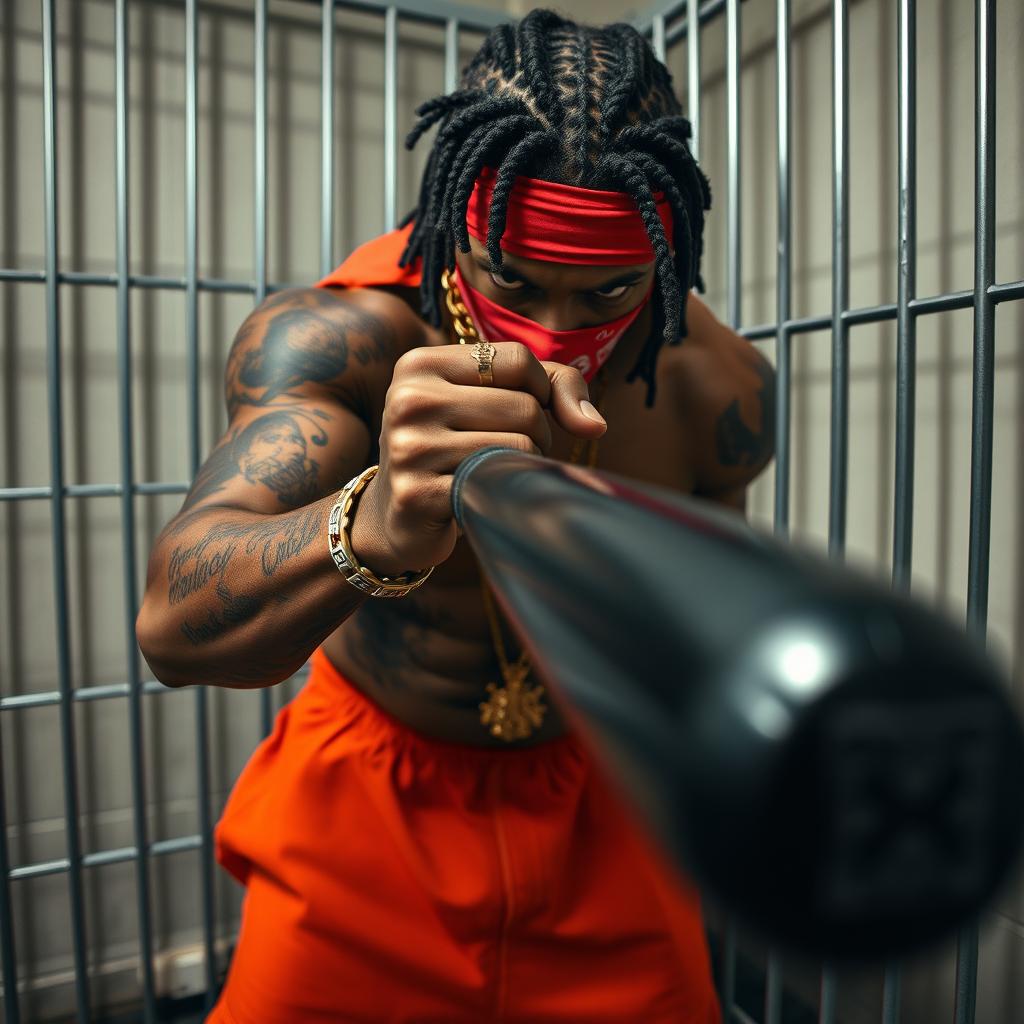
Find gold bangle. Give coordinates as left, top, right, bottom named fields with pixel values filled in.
left=326, top=465, right=435, bottom=599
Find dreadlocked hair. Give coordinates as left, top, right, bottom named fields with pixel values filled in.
left=398, top=8, right=712, bottom=408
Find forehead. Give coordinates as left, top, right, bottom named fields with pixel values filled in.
left=462, top=234, right=654, bottom=286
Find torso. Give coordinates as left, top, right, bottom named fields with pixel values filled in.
left=320, top=283, right=769, bottom=747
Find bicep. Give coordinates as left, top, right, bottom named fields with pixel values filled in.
left=179, top=399, right=373, bottom=518
left=175, top=287, right=402, bottom=519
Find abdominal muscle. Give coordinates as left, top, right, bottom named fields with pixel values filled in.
left=320, top=548, right=574, bottom=748
left=316, top=291, right=696, bottom=747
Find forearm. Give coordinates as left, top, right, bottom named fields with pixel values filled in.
left=136, top=497, right=368, bottom=689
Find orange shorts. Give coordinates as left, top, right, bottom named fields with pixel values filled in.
left=207, top=648, right=721, bottom=1023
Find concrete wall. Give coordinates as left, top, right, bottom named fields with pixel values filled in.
left=1, top=0, right=1021, bottom=1020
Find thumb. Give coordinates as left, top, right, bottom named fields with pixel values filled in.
left=541, top=362, right=608, bottom=440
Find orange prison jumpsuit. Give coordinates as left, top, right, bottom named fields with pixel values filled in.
left=206, top=226, right=721, bottom=1024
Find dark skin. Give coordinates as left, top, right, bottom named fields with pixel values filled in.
left=136, top=238, right=775, bottom=745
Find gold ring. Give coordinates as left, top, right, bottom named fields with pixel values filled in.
left=471, top=341, right=496, bottom=386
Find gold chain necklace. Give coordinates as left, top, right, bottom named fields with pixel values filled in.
left=441, top=268, right=608, bottom=742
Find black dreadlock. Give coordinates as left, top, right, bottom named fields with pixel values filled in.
left=398, top=8, right=712, bottom=408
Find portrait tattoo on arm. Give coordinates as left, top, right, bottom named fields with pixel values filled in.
left=225, top=290, right=397, bottom=414
left=182, top=409, right=326, bottom=512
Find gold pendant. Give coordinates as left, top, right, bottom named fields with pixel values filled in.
left=479, top=663, right=547, bottom=742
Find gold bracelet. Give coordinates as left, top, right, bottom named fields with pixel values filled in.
left=326, top=465, right=435, bottom=599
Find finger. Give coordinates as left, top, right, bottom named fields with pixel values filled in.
left=442, top=387, right=553, bottom=455
left=433, top=431, right=546, bottom=471
left=421, top=341, right=554, bottom=410
left=540, top=361, right=608, bottom=440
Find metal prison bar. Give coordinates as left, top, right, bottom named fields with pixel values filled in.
left=637, top=2, right=1017, bottom=1024
left=0, top=0, right=1018, bottom=1022
left=0, top=2, right=507, bottom=1022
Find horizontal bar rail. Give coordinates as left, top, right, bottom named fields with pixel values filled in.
left=0, top=268, right=301, bottom=293
left=0, top=482, right=189, bottom=501
left=9, top=836, right=204, bottom=882
left=5, top=273, right=1018, bottom=351
left=735, top=281, right=1021, bottom=341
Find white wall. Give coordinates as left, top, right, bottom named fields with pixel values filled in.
left=1, top=0, right=1022, bottom=1020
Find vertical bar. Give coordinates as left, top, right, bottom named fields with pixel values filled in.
left=652, top=13, right=666, bottom=62
left=819, top=969, right=838, bottom=1024
left=828, top=0, right=849, bottom=557
left=883, top=4, right=916, bottom=1015
left=722, top=5, right=742, bottom=1010
left=0, top=732, right=20, bottom=1022
left=822, top=4, right=850, bottom=1012
left=686, top=0, right=700, bottom=161
left=115, top=2, right=157, bottom=1019
left=254, top=0, right=273, bottom=737
left=444, top=18, right=459, bottom=94
left=320, top=0, right=335, bottom=278
left=254, top=0, right=267, bottom=304
left=892, top=0, right=917, bottom=591
left=764, top=953, right=783, bottom=1024
left=721, top=925, right=737, bottom=1023
left=954, top=2, right=996, bottom=1016
left=726, top=0, right=741, bottom=329
left=41, top=0, right=91, bottom=1018
left=383, top=6, right=398, bottom=231
left=185, top=0, right=219, bottom=1005
left=774, top=0, right=791, bottom=535
left=882, top=964, right=902, bottom=1024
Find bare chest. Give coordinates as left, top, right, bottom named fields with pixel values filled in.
left=320, top=339, right=699, bottom=747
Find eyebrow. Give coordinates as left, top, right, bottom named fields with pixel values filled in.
left=474, top=258, right=646, bottom=290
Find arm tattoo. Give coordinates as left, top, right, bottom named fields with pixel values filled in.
left=182, top=409, right=326, bottom=511
left=169, top=507, right=324, bottom=645
left=225, top=290, right=397, bottom=415
left=714, top=355, right=776, bottom=468
left=181, top=579, right=260, bottom=646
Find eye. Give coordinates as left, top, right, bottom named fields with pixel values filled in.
left=593, top=283, right=631, bottom=299
left=487, top=269, right=525, bottom=291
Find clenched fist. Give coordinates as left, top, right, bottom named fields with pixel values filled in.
left=349, top=341, right=608, bottom=576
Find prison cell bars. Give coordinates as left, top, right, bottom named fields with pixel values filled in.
left=0, top=1, right=506, bottom=1019
left=634, top=1, right=1018, bottom=1024
left=0, top=0, right=1017, bottom=1020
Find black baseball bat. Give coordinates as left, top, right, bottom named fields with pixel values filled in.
left=451, top=446, right=1024, bottom=961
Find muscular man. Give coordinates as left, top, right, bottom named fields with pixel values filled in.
left=137, top=9, right=774, bottom=1021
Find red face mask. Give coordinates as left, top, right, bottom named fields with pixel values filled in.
left=455, top=166, right=674, bottom=381
left=453, top=265, right=653, bottom=382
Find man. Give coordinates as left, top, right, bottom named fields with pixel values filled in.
left=137, top=9, right=774, bottom=1021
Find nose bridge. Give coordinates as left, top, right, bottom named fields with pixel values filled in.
left=534, top=292, right=583, bottom=332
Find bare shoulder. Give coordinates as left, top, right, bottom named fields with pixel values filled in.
left=224, top=285, right=428, bottom=425
left=666, top=294, right=776, bottom=495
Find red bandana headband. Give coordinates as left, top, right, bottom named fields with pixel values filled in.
left=465, top=165, right=674, bottom=266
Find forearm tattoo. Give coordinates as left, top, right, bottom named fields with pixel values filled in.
left=169, top=507, right=323, bottom=645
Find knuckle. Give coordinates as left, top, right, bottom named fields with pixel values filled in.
left=386, top=382, right=431, bottom=422
left=386, top=426, right=430, bottom=466
left=388, top=474, right=421, bottom=513
left=510, top=434, right=539, bottom=455
left=494, top=341, right=533, bottom=374
left=509, top=342, right=535, bottom=373
left=395, top=346, right=432, bottom=376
